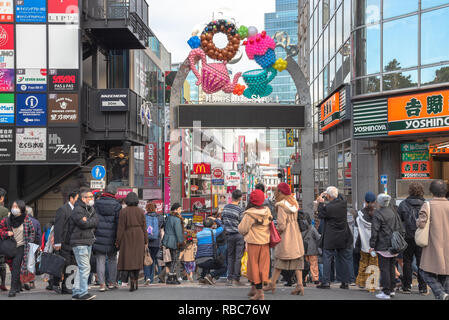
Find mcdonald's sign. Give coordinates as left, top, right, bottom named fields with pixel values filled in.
left=192, top=163, right=211, bottom=174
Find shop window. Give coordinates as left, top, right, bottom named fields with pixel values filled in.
left=108, top=146, right=129, bottom=187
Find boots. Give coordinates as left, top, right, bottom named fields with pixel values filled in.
left=134, top=279, right=139, bottom=291
left=249, top=289, right=264, bottom=300
left=248, top=285, right=257, bottom=297
left=129, top=278, right=136, bottom=292
left=166, top=274, right=175, bottom=285
left=291, top=284, right=305, bottom=296
left=263, top=281, right=276, bottom=294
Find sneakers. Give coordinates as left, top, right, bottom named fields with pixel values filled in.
left=376, top=292, right=391, bottom=300
left=99, top=284, right=106, bottom=292
left=72, top=295, right=79, bottom=300
left=107, top=283, right=118, bottom=290
left=390, top=292, right=395, bottom=297
left=441, top=293, right=449, bottom=300
left=401, top=288, right=412, bottom=294
left=316, top=283, right=331, bottom=289
left=77, top=293, right=96, bottom=300
left=205, top=275, right=215, bottom=285
left=226, top=279, right=233, bottom=286
left=144, top=279, right=151, bottom=286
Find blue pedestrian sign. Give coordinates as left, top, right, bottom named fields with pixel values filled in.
left=91, top=165, right=106, bottom=180
left=380, top=175, right=388, bottom=185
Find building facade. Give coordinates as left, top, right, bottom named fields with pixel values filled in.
left=305, top=0, right=449, bottom=209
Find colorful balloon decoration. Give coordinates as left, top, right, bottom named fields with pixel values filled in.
left=238, top=25, right=249, bottom=39
left=187, top=36, right=201, bottom=49
left=200, top=19, right=240, bottom=62
left=233, top=84, right=246, bottom=96
left=273, top=58, right=288, bottom=72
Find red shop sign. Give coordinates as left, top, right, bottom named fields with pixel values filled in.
left=192, top=163, right=211, bottom=175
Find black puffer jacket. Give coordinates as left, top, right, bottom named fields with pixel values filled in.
left=397, top=196, right=424, bottom=240
left=70, top=201, right=99, bottom=247
left=93, top=194, right=121, bottom=254
left=370, top=207, right=405, bottom=251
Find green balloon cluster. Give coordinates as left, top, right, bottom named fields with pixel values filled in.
left=238, top=25, right=249, bottom=39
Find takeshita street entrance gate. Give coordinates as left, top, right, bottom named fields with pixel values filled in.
left=169, top=19, right=314, bottom=217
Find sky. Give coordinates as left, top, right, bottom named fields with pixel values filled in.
left=149, top=0, right=276, bottom=73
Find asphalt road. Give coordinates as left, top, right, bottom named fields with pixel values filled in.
left=0, top=278, right=435, bottom=300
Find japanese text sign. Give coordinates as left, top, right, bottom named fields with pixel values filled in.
left=320, top=91, right=340, bottom=132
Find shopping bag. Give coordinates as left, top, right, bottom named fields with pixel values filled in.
left=144, top=247, right=153, bottom=266
left=39, top=252, right=66, bottom=277
left=240, top=251, right=248, bottom=277
left=27, top=243, right=40, bottom=274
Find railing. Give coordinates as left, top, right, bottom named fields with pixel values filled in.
left=84, top=0, right=149, bottom=26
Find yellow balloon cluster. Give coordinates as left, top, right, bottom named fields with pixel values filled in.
left=273, top=58, right=288, bottom=72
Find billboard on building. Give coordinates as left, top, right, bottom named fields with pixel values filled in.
left=49, top=25, right=79, bottom=69
left=47, top=127, right=80, bottom=162
left=0, top=24, right=14, bottom=50
left=0, top=1, right=14, bottom=22
left=0, top=93, right=14, bottom=124
left=0, top=68, right=13, bottom=91
left=49, top=69, right=79, bottom=91
left=0, top=127, right=13, bottom=161
left=16, top=127, right=46, bottom=161
left=16, top=93, right=47, bottom=126
left=48, top=93, right=78, bottom=124
left=320, top=91, right=340, bottom=132
left=0, top=49, right=14, bottom=69
left=16, top=0, right=46, bottom=23
left=48, top=0, right=79, bottom=23
left=16, top=69, right=47, bottom=92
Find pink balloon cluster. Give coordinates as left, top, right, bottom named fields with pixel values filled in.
left=243, top=31, right=276, bottom=60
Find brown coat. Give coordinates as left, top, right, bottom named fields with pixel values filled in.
left=417, top=197, right=449, bottom=275
left=274, top=200, right=304, bottom=260
left=238, top=207, right=272, bottom=245
left=116, top=206, right=148, bottom=271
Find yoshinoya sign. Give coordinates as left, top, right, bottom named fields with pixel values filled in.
left=16, top=93, right=47, bottom=126
left=16, top=69, right=47, bottom=92
left=354, top=89, right=449, bottom=138
left=48, top=93, right=78, bottom=124
left=15, top=127, right=46, bottom=161
left=98, top=89, right=129, bottom=112
left=400, top=142, right=430, bottom=180
left=47, top=127, right=80, bottom=162
left=320, top=90, right=340, bottom=132
left=49, top=69, right=79, bottom=91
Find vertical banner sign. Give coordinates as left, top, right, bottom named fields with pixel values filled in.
left=164, top=178, right=171, bottom=214
left=48, top=0, right=79, bottom=24
left=49, top=69, right=79, bottom=91
left=0, top=24, right=14, bottom=86
left=0, top=127, right=13, bottom=161
left=0, top=69, right=13, bottom=91
left=144, top=143, right=158, bottom=178
left=320, top=91, right=340, bottom=132
left=47, top=127, right=80, bottom=162
left=0, top=1, right=14, bottom=22
left=16, top=0, right=47, bottom=23
left=0, top=93, right=14, bottom=123
left=401, top=142, right=430, bottom=179
left=165, top=141, right=170, bottom=177
left=16, top=93, right=47, bottom=126
left=15, top=127, right=46, bottom=161
left=286, top=129, right=295, bottom=147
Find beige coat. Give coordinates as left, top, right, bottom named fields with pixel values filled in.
left=274, top=200, right=304, bottom=260
left=238, top=207, right=272, bottom=245
left=417, top=197, right=449, bottom=275
left=179, top=241, right=197, bottom=262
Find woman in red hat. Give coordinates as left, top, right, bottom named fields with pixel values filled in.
left=238, top=189, right=272, bottom=300
left=264, top=182, right=305, bottom=296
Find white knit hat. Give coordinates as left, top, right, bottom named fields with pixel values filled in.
left=377, top=193, right=391, bottom=208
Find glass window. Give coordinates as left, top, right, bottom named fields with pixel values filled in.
left=329, top=57, right=336, bottom=90
left=383, top=69, right=418, bottom=91
left=422, top=0, right=449, bottom=9
left=324, top=64, right=329, bottom=96
left=314, top=11, right=319, bottom=45
left=421, top=7, right=449, bottom=66
left=354, top=75, right=380, bottom=95
left=354, top=25, right=381, bottom=76
left=329, top=17, right=335, bottom=58
left=330, top=0, right=335, bottom=13
left=314, top=44, right=318, bottom=77
left=319, top=36, right=323, bottom=71
left=323, top=0, right=330, bottom=26
left=319, top=72, right=324, bottom=100
left=354, top=0, right=380, bottom=26
left=383, top=16, right=418, bottom=71
left=343, top=0, right=351, bottom=41
left=383, top=0, right=418, bottom=19
left=324, top=25, right=329, bottom=64
left=421, top=64, right=449, bottom=85
left=310, top=16, right=314, bottom=49
left=318, top=2, right=322, bottom=32
left=336, top=5, right=343, bottom=50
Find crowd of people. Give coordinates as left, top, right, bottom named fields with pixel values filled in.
left=0, top=178, right=448, bottom=300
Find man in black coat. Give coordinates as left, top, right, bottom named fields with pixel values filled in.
left=52, top=189, right=79, bottom=294
left=317, top=186, right=353, bottom=289
left=70, top=188, right=99, bottom=300
left=93, top=184, right=121, bottom=291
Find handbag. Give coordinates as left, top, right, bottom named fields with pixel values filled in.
left=385, top=212, right=408, bottom=255
left=415, top=201, right=431, bottom=247
left=39, top=252, right=66, bottom=277
left=0, top=219, right=17, bottom=258
left=144, top=246, right=153, bottom=266
left=269, top=221, right=281, bottom=248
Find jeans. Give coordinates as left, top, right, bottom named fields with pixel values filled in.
left=322, top=248, right=352, bottom=284
left=403, top=238, right=426, bottom=291
left=226, top=233, right=245, bottom=281
left=10, top=246, right=24, bottom=292
left=378, top=255, right=396, bottom=295
left=143, top=246, right=161, bottom=282
left=72, top=245, right=92, bottom=298
left=197, top=258, right=224, bottom=278
left=96, top=252, right=117, bottom=285
left=419, top=269, right=449, bottom=300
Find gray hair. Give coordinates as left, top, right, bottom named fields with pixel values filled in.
left=105, top=184, right=117, bottom=195
left=26, top=206, right=33, bottom=217
left=377, top=193, right=391, bottom=208
left=326, top=186, right=339, bottom=199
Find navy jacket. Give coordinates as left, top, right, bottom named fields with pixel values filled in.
left=93, top=194, right=121, bottom=254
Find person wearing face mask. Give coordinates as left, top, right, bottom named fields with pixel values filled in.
left=354, top=192, right=379, bottom=291
left=69, top=189, right=99, bottom=300
left=0, top=200, right=35, bottom=297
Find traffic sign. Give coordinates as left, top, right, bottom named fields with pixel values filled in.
left=380, top=175, right=388, bottom=185
left=91, top=165, right=106, bottom=180
left=90, top=180, right=106, bottom=189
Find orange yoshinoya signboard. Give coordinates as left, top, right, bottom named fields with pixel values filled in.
left=388, top=89, right=449, bottom=135
left=320, top=91, right=340, bottom=132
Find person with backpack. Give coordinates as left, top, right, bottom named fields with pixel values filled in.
left=144, top=201, right=164, bottom=285
left=92, top=185, right=122, bottom=292
left=397, top=182, right=427, bottom=295
left=52, top=189, right=79, bottom=294
left=370, top=193, right=406, bottom=300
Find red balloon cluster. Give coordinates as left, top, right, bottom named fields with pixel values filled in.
left=233, top=84, right=246, bottom=96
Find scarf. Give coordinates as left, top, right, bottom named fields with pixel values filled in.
left=9, top=212, right=26, bottom=228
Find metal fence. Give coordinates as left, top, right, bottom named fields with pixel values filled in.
left=84, top=0, right=149, bottom=25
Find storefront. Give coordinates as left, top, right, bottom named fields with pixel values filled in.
left=353, top=87, right=449, bottom=201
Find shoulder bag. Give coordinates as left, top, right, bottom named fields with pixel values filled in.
left=269, top=221, right=281, bottom=248
left=0, top=219, right=17, bottom=258
left=415, top=201, right=431, bottom=247
left=385, top=212, right=408, bottom=255
left=144, top=246, right=153, bottom=266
